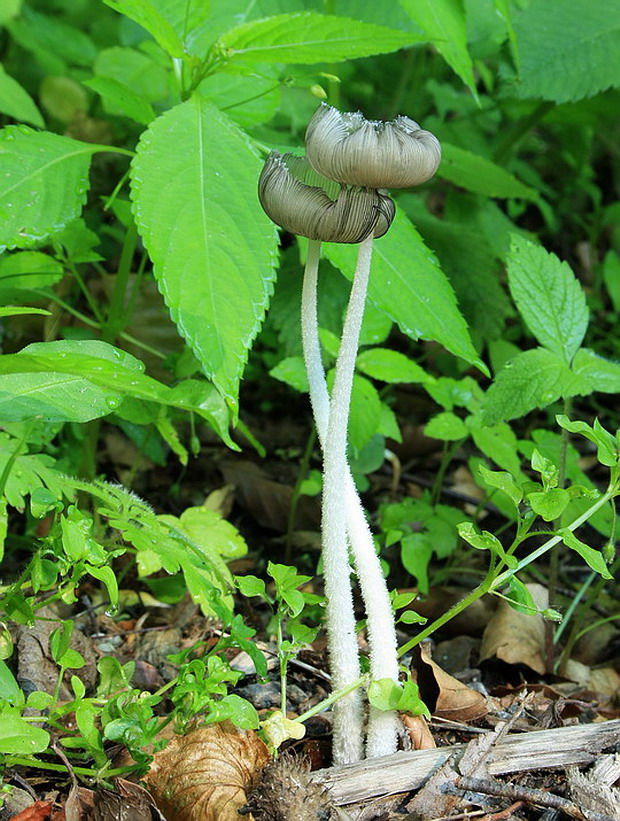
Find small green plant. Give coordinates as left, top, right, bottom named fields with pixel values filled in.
left=237, top=562, right=321, bottom=716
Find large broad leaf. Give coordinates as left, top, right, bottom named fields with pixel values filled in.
left=101, top=0, right=210, bottom=57
left=0, top=127, right=95, bottom=252
left=130, top=96, right=277, bottom=410
left=0, top=63, right=44, bottom=127
left=325, top=207, right=481, bottom=368
left=501, top=0, right=620, bottom=102
left=438, top=144, right=537, bottom=200
left=219, top=12, right=418, bottom=65
left=572, top=348, right=620, bottom=394
left=482, top=348, right=590, bottom=425
left=507, top=236, right=588, bottom=364
left=399, top=0, right=477, bottom=99
left=0, top=341, right=232, bottom=444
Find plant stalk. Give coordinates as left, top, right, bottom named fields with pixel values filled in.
left=302, top=238, right=399, bottom=761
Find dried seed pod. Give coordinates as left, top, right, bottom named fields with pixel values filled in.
left=305, top=103, right=441, bottom=189
left=258, top=151, right=394, bottom=243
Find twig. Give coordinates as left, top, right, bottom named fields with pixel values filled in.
left=455, top=776, right=617, bottom=821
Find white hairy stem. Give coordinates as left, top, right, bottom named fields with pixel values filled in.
left=302, top=239, right=400, bottom=761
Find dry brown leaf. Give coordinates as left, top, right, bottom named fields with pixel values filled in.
left=479, top=583, right=548, bottom=675
left=203, top=484, right=236, bottom=518
left=412, top=643, right=487, bottom=722
left=145, top=722, right=270, bottom=821
left=587, top=667, right=620, bottom=701
left=402, top=714, right=436, bottom=750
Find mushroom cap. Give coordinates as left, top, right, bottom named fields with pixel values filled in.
left=305, top=103, right=441, bottom=189
left=258, top=152, right=395, bottom=243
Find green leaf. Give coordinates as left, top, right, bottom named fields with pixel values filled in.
left=556, top=415, right=618, bottom=468
left=0, top=661, right=22, bottom=705
left=425, top=411, right=467, bottom=441
left=95, top=46, right=169, bottom=104
left=527, top=488, right=570, bottom=522
left=325, top=208, right=480, bottom=368
left=507, top=236, right=588, bottom=363
left=399, top=0, right=477, bottom=99
left=438, top=143, right=537, bottom=200
left=572, top=348, right=620, bottom=393
left=84, top=76, right=155, bottom=125
left=236, top=574, right=268, bottom=599
left=467, top=417, right=523, bottom=477
left=356, top=348, right=432, bottom=384
left=178, top=507, right=248, bottom=559
left=130, top=96, right=277, bottom=411
left=507, top=577, right=536, bottom=615
left=477, top=464, right=523, bottom=507
left=0, top=431, right=72, bottom=512
left=0, top=63, right=44, bottom=127
left=269, top=356, right=309, bottom=393
left=400, top=533, right=433, bottom=594
left=482, top=348, right=590, bottom=425
left=560, top=528, right=613, bottom=579
left=0, top=250, right=64, bottom=291
left=87, top=565, right=119, bottom=609
left=0, top=127, right=94, bottom=252
left=457, top=522, right=503, bottom=554
left=0, top=708, right=50, bottom=754
left=220, top=12, right=417, bottom=65
left=502, top=0, right=620, bottom=103
left=102, top=0, right=185, bottom=57
left=348, top=375, right=381, bottom=453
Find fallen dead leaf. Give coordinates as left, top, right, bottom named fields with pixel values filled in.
left=145, top=721, right=270, bottom=821
left=479, top=583, right=547, bottom=675
left=412, top=643, right=487, bottom=722
left=402, top=714, right=436, bottom=750
left=10, top=802, right=55, bottom=821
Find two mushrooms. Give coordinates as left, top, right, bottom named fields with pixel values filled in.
left=258, top=103, right=441, bottom=765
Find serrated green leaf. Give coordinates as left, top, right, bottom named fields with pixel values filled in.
left=572, top=348, right=620, bottom=393
left=438, top=143, right=537, bottom=199
left=560, top=528, right=613, bottom=579
left=400, top=0, right=477, bottom=99
left=101, top=0, right=185, bottom=57
left=130, top=96, right=277, bottom=411
left=0, top=432, right=72, bottom=512
left=0, top=63, right=44, bottom=127
left=482, top=348, right=590, bottom=426
left=502, top=0, right=620, bottom=103
left=507, top=236, right=588, bottom=363
left=528, top=488, right=570, bottom=522
left=425, top=411, right=467, bottom=441
left=0, top=344, right=233, bottom=444
left=0, top=127, right=95, bottom=252
left=325, top=208, right=480, bottom=368
left=84, top=76, right=155, bottom=125
left=220, top=12, right=417, bottom=65
left=355, top=348, right=432, bottom=384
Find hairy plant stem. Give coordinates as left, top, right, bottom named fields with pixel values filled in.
left=302, top=238, right=400, bottom=762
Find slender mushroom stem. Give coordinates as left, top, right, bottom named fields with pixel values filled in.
left=302, top=238, right=400, bottom=762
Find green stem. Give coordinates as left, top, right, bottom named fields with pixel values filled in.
left=294, top=674, right=370, bottom=725
left=430, top=438, right=464, bottom=507
left=5, top=757, right=139, bottom=778
left=102, top=223, right=138, bottom=344
left=398, top=485, right=617, bottom=658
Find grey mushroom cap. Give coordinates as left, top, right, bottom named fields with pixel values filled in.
left=305, top=103, right=441, bottom=189
left=258, top=152, right=395, bottom=244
